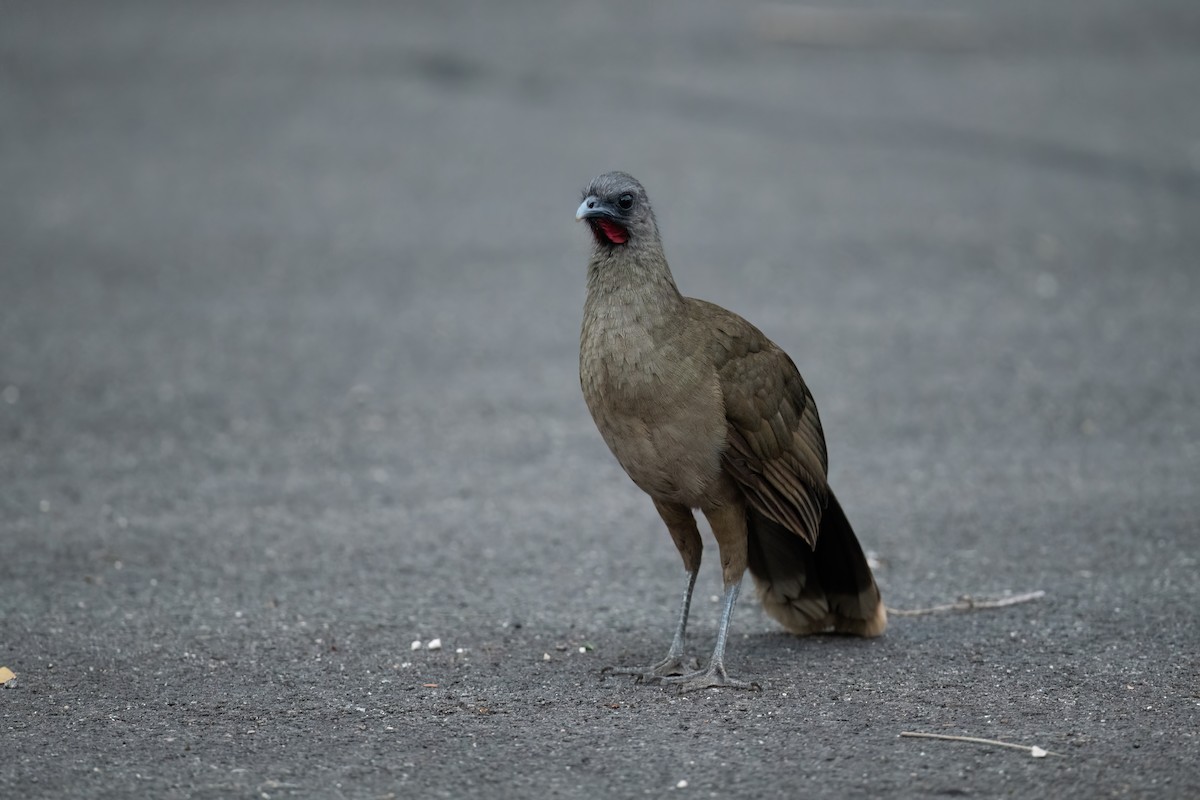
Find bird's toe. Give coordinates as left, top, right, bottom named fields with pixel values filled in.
left=660, top=665, right=761, bottom=693
left=602, top=655, right=700, bottom=682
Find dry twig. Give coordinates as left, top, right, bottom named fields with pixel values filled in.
left=900, top=731, right=1062, bottom=758
left=888, top=590, right=1045, bottom=617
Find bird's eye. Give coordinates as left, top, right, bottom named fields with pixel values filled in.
left=617, top=193, right=634, bottom=211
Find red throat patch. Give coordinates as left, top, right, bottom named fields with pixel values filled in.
left=594, top=219, right=628, bottom=244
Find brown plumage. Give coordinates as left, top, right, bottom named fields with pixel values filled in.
left=577, top=171, right=885, bottom=691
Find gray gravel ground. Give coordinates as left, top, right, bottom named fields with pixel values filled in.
left=2, top=1, right=1198, bottom=797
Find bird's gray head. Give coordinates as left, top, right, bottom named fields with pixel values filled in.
left=576, top=171, right=658, bottom=249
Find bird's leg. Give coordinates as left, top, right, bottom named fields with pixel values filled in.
left=661, top=579, right=758, bottom=691
left=661, top=491, right=761, bottom=692
left=660, top=566, right=700, bottom=669
left=603, top=500, right=702, bottom=682
left=604, top=568, right=701, bottom=681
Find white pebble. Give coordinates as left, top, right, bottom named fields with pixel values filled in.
left=578, top=647, right=586, bottom=654
left=410, top=640, right=422, bottom=651
left=676, top=779, right=688, bottom=788
left=543, top=652, right=551, bottom=662
left=426, top=638, right=442, bottom=651
left=1030, top=746, right=1047, bottom=758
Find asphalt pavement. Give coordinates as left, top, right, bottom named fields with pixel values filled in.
left=2, top=1, right=1198, bottom=797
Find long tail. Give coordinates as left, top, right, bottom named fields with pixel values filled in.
left=745, top=489, right=887, bottom=637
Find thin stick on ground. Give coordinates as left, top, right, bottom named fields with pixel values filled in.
left=900, top=731, right=1063, bottom=758
left=888, top=590, right=1045, bottom=617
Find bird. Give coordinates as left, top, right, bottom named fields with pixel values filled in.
left=576, top=171, right=886, bottom=691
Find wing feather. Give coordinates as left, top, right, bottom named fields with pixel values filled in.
left=693, top=300, right=830, bottom=548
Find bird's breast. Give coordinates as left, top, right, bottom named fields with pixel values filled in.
left=580, top=307, right=727, bottom=506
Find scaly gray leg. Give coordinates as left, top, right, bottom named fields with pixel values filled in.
left=661, top=580, right=760, bottom=692
left=604, top=568, right=701, bottom=681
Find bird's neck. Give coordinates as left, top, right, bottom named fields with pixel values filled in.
left=585, top=244, right=684, bottom=323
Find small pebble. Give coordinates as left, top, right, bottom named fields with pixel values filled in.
left=426, top=638, right=442, bottom=651
left=410, top=640, right=422, bottom=651
left=676, top=779, right=688, bottom=789
left=543, top=652, right=551, bottom=662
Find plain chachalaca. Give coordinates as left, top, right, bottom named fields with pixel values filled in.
left=576, top=171, right=886, bottom=691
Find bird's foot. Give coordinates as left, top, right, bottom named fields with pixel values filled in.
left=601, top=656, right=701, bottom=684
left=658, top=662, right=761, bottom=693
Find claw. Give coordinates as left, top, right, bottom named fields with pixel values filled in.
left=601, top=655, right=701, bottom=684
left=660, top=663, right=761, bottom=693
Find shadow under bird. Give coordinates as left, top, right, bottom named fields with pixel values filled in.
left=576, top=171, right=886, bottom=691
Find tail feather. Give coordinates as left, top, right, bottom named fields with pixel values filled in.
left=746, top=490, right=886, bottom=637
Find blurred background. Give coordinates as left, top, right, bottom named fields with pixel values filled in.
left=4, top=0, right=1196, bottom=597
left=2, top=0, right=1198, bottom=796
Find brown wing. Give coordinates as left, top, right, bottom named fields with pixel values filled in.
left=693, top=300, right=829, bottom=548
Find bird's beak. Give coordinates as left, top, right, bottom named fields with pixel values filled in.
left=576, top=196, right=613, bottom=221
